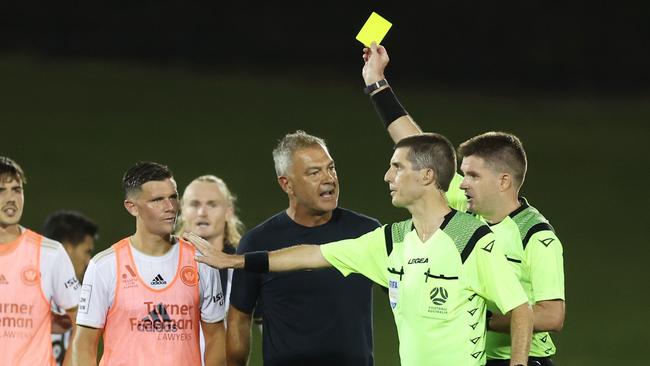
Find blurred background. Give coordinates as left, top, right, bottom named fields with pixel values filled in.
left=2, top=2, right=648, bottom=365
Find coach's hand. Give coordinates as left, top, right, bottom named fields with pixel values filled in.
left=362, top=42, right=390, bottom=85
left=184, top=232, right=243, bottom=269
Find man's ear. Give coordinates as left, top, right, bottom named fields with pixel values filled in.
left=124, top=199, right=138, bottom=217
left=277, top=176, right=292, bottom=195
left=498, top=173, right=513, bottom=192
left=421, top=168, right=436, bottom=186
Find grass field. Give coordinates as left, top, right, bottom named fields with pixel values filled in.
left=2, top=55, right=648, bottom=365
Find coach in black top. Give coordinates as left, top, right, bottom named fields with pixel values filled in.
left=228, top=131, right=380, bottom=366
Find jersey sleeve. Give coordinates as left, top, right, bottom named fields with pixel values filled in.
left=76, top=258, right=112, bottom=328
left=320, top=226, right=388, bottom=287
left=198, top=263, right=226, bottom=323
left=525, top=230, right=565, bottom=302
left=50, top=245, right=81, bottom=311
left=464, top=231, right=529, bottom=314
left=229, top=236, right=261, bottom=314
left=446, top=173, right=468, bottom=212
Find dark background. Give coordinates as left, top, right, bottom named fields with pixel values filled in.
left=2, top=2, right=648, bottom=365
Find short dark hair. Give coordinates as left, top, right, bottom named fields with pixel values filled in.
left=458, top=132, right=527, bottom=188
left=42, top=210, right=98, bottom=246
left=122, top=161, right=173, bottom=198
left=0, top=156, right=27, bottom=184
left=394, top=133, right=457, bottom=191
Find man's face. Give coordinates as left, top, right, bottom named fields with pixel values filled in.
left=64, top=235, right=95, bottom=281
left=181, top=181, right=232, bottom=241
left=285, top=145, right=339, bottom=214
left=459, top=155, right=501, bottom=215
left=384, top=147, right=423, bottom=208
left=126, top=178, right=179, bottom=236
left=0, top=175, right=24, bottom=228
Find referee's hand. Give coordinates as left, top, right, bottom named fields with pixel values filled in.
left=362, top=41, right=389, bottom=85
left=183, top=232, right=242, bottom=269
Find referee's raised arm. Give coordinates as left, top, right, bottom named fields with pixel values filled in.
left=362, top=42, right=422, bottom=142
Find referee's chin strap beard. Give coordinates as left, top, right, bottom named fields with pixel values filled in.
left=244, top=251, right=270, bottom=273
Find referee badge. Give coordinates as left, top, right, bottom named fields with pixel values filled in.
left=388, top=279, right=400, bottom=309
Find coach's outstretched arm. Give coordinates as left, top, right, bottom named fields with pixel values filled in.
left=185, top=233, right=330, bottom=271
left=362, top=42, right=422, bottom=143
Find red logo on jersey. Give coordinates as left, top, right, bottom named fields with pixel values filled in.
left=180, top=266, right=198, bottom=286
left=21, top=265, right=40, bottom=285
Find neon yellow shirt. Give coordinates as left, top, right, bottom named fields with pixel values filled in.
left=447, top=174, right=565, bottom=359
left=321, top=210, right=528, bottom=366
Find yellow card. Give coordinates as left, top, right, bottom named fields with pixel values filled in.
left=356, top=12, right=392, bottom=47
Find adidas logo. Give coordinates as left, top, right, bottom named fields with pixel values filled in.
left=150, top=274, right=167, bottom=286
left=0, top=274, right=7, bottom=285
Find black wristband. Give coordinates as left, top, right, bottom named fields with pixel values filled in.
left=244, top=251, right=269, bottom=273
left=363, top=79, right=389, bottom=95
left=370, top=87, right=407, bottom=128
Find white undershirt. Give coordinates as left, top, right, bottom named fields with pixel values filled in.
left=76, top=242, right=225, bottom=329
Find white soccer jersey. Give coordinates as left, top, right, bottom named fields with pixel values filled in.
left=38, top=231, right=81, bottom=310
left=76, top=240, right=225, bottom=329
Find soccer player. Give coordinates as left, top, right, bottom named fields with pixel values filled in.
left=180, top=175, right=244, bottom=310
left=72, top=162, right=226, bottom=366
left=0, top=156, right=80, bottom=366
left=186, top=133, right=534, bottom=366
left=227, top=131, right=380, bottom=366
left=43, top=210, right=99, bottom=366
left=361, top=43, right=565, bottom=366
left=179, top=175, right=245, bottom=364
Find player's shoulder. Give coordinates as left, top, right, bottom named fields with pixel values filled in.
left=23, top=228, right=63, bottom=253
left=509, top=197, right=555, bottom=248
left=38, top=234, right=65, bottom=254
left=36, top=233, right=70, bottom=266
left=90, top=245, right=117, bottom=267
left=39, top=234, right=63, bottom=250
left=197, top=262, right=220, bottom=283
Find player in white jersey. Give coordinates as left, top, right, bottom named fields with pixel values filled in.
left=73, top=161, right=226, bottom=366
left=0, top=156, right=80, bottom=366
left=178, top=175, right=245, bottom=365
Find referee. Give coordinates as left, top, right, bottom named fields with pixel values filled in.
left=361, top=43, right=565, bottom=366
left=186, top=133, right=534, bottom=366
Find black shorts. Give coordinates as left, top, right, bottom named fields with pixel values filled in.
left=486, top=356, right=555, bottom=366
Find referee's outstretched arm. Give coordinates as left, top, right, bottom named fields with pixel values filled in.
left=186, top=232, right=329, bottom=272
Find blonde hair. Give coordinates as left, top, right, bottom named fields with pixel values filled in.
left=178, top=175, right=244, bottom=248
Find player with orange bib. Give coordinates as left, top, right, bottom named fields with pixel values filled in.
left=72, top=162, right=226, bottom=366
left=0, top=156, right=81, bottom=366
